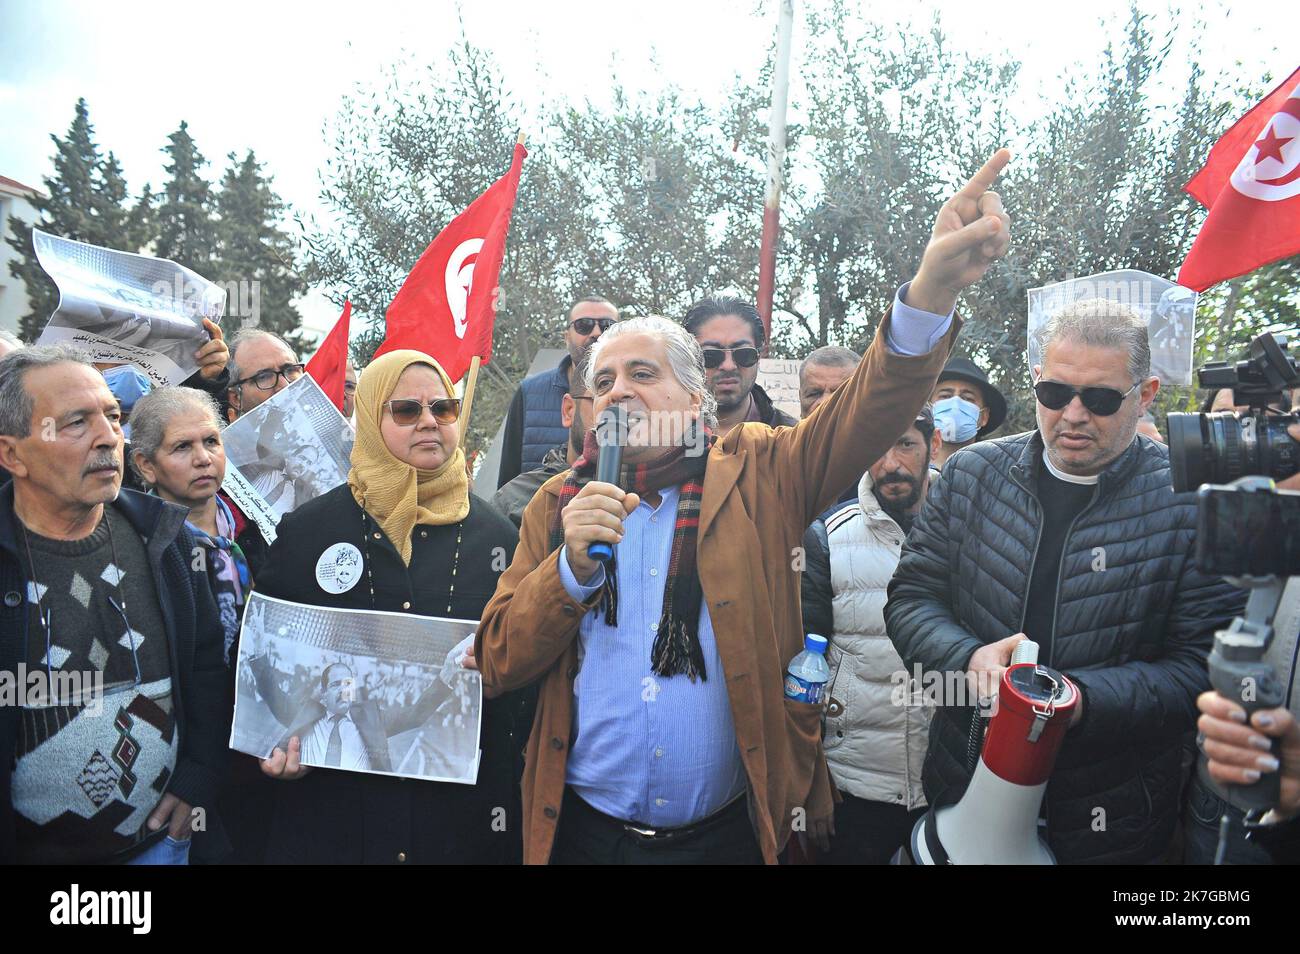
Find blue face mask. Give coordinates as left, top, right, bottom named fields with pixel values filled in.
left=933, top=395, right=982, bottom=443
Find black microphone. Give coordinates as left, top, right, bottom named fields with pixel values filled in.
left=588, top=405, right=629, bottom=563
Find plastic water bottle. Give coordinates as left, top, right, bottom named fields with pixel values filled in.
left=784, top=634, right=830, bottom=704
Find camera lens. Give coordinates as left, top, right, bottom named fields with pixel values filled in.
left=1168, top=410, right=1300, bottom=493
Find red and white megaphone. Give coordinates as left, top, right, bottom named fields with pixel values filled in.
left=899, top=640, right=1078, bottom=865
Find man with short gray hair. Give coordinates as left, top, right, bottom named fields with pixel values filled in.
left=0, top=346, right=227, bottom=864
left=477, top=150, right=1013, bottom=864
left=225, top=328, right=303, bottom=424
left=886, top=298, right=1247, bottom=864
left=799, top=346, right=861, bottom=419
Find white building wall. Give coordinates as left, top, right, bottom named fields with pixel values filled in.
left=0, top=182, right=42, bottom=338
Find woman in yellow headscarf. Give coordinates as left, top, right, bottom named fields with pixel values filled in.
left=252, top=350, right=529, bottom=864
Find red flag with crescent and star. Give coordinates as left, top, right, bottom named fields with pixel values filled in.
left=1178, top=67, right=1300, bottom=291
left=373, top=143, right=527, bottom=381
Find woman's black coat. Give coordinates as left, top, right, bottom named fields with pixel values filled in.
left=252, top=483, right=534, bottom=864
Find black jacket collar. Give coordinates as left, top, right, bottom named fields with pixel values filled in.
left=751, top=382, right=797, bottom=427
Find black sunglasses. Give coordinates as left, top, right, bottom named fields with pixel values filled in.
left=383, top=398, right=462, bottom=426
left=1033, top=380, right=1138, bottom=416
left=570, top=317, right=617, bottom=335
left=702, top=347, right=760, bottom=369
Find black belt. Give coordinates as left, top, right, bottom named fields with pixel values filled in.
left=565, top=788, right=749, bottom=845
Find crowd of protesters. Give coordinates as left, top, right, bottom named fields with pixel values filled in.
left=1, top=150, right=1298, bottom=867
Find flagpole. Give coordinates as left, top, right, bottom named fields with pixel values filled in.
left=757, top=0, right=794, bottom=345
left=459, top=355, right=481, bottom=451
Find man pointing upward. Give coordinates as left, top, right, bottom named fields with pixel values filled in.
left=476, top=150, right=1012, bottom=864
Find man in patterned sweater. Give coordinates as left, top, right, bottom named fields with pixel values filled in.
left=0, top=346, right=227, bottom=864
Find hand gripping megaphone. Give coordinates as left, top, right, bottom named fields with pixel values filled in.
left=897, top=640, right=1078, bottom=865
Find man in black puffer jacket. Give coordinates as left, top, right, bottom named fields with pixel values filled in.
left=885, top=299, right=1247, bottom=864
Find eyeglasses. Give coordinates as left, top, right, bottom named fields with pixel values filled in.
left=702, top=347, right=760, bottom=369
left=383, top=398, right=462, bottom=426
left=570, top=317, right=617, bottom=336
left=1033, top=380, right=1139, bottom=416
left=237, top=363, right=305, bottom=391
left=30, top=598, right=142, bottom=706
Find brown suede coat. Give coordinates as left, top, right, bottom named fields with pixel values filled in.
left=475, top=309, right=959, bottom=863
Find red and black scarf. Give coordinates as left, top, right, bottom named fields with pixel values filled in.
left=548, top=426, right=715, bottom=681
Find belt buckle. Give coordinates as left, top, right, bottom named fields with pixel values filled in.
left=624, top=823, right=660, bottom=839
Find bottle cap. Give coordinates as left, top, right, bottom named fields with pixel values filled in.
left=804, top=633, right=828, bottom=655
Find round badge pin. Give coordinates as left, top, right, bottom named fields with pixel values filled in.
left=316, top=542, right=363, bottom=594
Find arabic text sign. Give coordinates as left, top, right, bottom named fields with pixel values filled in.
left=756, top=358, right=802, bottom=422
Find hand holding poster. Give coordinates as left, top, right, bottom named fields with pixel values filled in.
left=230, top=593, right=482, bottom=784
left=221, top=374, right=355, bottom=543
left=1027, top=269, right=1198, bottom=386
left=32, top=229, right=224, bottom=387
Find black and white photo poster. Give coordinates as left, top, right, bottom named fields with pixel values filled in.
left=230, top=592, right=482, bottom=784
left=1027, top=269, right=1198, bottom=386
left=220, top=373, right=355, bottom=542
left=32, top=229, right=223, bottom=387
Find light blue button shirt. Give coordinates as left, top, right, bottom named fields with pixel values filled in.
left=559, top=487, right=747, bottom=828
left=556, top=286, right=950, bottom=826
left=889, top=282, right=954, bottom=355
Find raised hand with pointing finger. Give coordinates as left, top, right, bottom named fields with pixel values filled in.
left=907, top=148, right=1012, bottom=317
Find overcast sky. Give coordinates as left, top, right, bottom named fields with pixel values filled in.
left=1, top=0, right=1294, bottom=340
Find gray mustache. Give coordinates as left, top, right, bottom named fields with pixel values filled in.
left=83, top=454, right=121, bottom=475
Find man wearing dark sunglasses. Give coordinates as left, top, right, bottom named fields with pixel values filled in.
left=685, top=297, right=797, bottom=435
left=497, top=295, right=620, bottom=489
left=887, top=298, right=1248, bottom=865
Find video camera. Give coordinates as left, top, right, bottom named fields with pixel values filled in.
left=1169, top=332, right=1299, bottom=834
left=1196, top=475, right=1293, bottom=822
left=1168, top=331, right=1300, bottom=494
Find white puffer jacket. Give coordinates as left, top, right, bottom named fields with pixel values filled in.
left=800, top=470, right=931, bottom=809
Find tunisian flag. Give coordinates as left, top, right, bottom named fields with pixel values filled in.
left=1178, top=67, right=1300, bottom=291
left=373, top=143, right=527, bottom=381
left=306, top=299, right=351, bottom=412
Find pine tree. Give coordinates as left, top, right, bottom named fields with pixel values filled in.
left=213, top=150, right=305, bottom=345
left=153, top=121, right=218, bottom=275
left=5, top=99, right=146, bottom=341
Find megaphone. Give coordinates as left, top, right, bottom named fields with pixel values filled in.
left=897, top=640, right=1078, bottom=865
